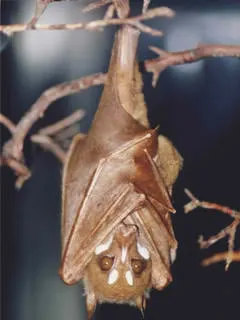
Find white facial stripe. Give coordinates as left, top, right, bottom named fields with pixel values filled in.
left=137, top=242, right=150, bottom=260
left=121, top=247, right=128, bottom=263
left=125, top=270, right=133, bottom=286
left=95, top=236, right=113, bottom=255
left=108, top=269, right=119, bottom=285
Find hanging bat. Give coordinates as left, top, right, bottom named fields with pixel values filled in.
left=59, top=1, right=182, bottom=318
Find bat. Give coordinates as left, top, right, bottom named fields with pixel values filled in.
left=59, top=1, right=182, bottom=318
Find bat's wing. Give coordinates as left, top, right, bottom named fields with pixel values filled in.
left=60, top=135, right=146, bottom=285
left=130, top=147, right=179, bottom=289
left=131, top=202, right=177, bottom=290
left=157, top=135, right=183, bottom=193
left=61, top=132, right=178, bottom=286
left=61, top=133, right=86, bottom=250
left=133, top=148, right=175, bottom=213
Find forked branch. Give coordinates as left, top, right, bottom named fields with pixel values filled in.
left=1, top=1, right=240, bottom=187
left=1, top=109, right=85, bottom=188
left=202, top=251, right=240, bottom=267
left=2, top=73, right=106, bottom=162
left=1, top=7, right=175, bottom=37
left=184, top=189, right=240, bottom=269
left=2, top=41, right=240, bottom=187
left=145, top=45, right=240, bottom=86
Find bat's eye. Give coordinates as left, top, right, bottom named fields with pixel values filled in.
left=99, top=256, right=114, bottom=271
left=131, top=259, right=146, bottom=275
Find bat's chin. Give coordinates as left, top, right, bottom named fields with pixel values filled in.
left=97, top=289, right=151, bottom=308
left=84, top=266, right=152, bottom=301
left=83, top=273, right=151, bottom=315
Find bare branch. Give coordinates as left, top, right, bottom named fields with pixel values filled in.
left=184, top=188, right=240, bottom=269
left=0, top=114, right=15, bottom=133
left=0, top=7, right=175, bottom=36
left=31, top=134, right=66, bottom=163
left=5, top=158, right=30, bottom=180
left=184, top=188, right=240, bottom=219
left=198, top=221, right=238, bottom=250
left=2, top=73, right=106, bottom=162
left=145, top=44, right=240, bottom=86
left=1, top=109, right=84, bottom=187
left=83, top=0, right=131, bottom=20
left=1, top=156, right=31, bottom=189
left=82, top=0, right=113, bottom=13
left=1, top=38, right=240, bottom=187
left=27, top=0, right=55, bottom=28
left=38, top=109, right=85, bottom=136
left=2, top=42, right=240, bottom=164
left=55, top=128, right=86, bottom=150
left=202, top=251, right=240, bottom=267
left=103, top=4, right=115, bottom=20
left=143, top=0, right=151, bottom=14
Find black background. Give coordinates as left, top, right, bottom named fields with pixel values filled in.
left=1, top=1, right=240, bottom=320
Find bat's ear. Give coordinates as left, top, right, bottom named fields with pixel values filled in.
left=157, top=135, right=183, bottom=193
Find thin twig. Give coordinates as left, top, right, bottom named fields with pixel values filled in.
left=145, top=44, right=240, bottom=86
left=4, top=42, right=240, bottom=164
left=1, top=110, right=83, bottom=187
left=38, top=109, right=85, bottom=136
left=82, top=0, right=130, bottom=18
left=104, top=4, right=115, bottom=20
left=2, top=73, right=106, bottom=162
left=184, top=188, right=240, bottom=269
left=184, top=188, right=240, bottom=219
left=27, top=0, right=55, bottom=28
left=2, top=41, right=240, bottom=185
left=31, top=134, right=66, bottom=163
left=28, top=1, right=80, bottom=28
left=143, top=0, right=151, bottom=14
left=1, top=116, right=31, bottom=188
left=82, top=0, right=113, bottom=13
left=55, top=126, right=82, bottom=141
left=0, top=7, right=175, bottom=36
left=1, top=156, right=31, bottom=189
left=0, top=114, right=15, bottom=133
left=202, top=251, right=240, bottom=267
left=198, top=221, right=238, bottom=249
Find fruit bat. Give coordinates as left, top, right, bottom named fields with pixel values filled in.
left=59, top=1, right=182, bottom=318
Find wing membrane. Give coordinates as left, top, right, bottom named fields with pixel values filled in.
left=133, top=148, right=175, bottom=212
left=61, top=136, right=146, bottom=284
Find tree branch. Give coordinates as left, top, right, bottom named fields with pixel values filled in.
left=2, top=73, right=106, bottom=162
left=184, top=189, right=240, bottom=270
left=1, top=108, right=85, bottom=188
left=38, top=109, right=85, bottom=136
left=1, top=7, right=175, bottom=37
left=82, top=0, right=115, bottom=13
left=2, top=41, right=240, bottom=186
left=27, top=0, right=55, bottom=28
left=184, top=188, right=240, bottom=219
left=145, top=44, right=240, bottom=86
left=0, top=114, right=15, bottom=133
left=31, top=134, right=66, bottom=163
left=202, top=251, right=240, bottom=267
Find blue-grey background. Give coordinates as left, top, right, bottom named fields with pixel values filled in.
left=1, top=0, right=240, bottom=320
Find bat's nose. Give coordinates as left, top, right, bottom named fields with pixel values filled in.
left=116, top=223, right=137, bottom=237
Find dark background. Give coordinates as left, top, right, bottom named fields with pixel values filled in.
left=1, top=0, right=240, bottom=320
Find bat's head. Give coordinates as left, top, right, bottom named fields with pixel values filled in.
left=84, top=223, right=152, bottom=317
